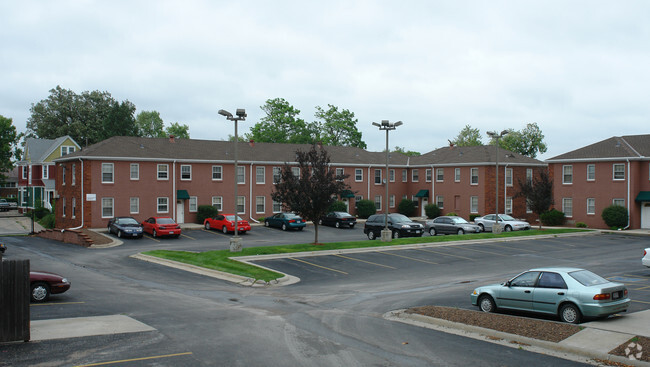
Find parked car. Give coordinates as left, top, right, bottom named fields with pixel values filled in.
left=364, top=213, right=424, bottom=240
left=107, top=216, right=143, bottom=238
left=319, top=211, right=357, bottom=228
left=0, top=242, right=6, bottom=254
left=0, top=198, right=17, bottom=211
left=204, top=214, right=251, bottom=234
left=141, top=217, right=181, bottom=238
left=30, top=271, right=71, bottom=302
left=473, top=214, right=531, bottom=232
left=264, top=212, right=306, bottom=231
left=471, top=267, right=630, bottom=323
left=425, top=216, right=481, bottom=236
left=643, top=248, right=650, bottom=268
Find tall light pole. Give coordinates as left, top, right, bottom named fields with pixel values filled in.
left=219, top=108, right=247, bottom=252
left=486, top=130, right=509, bottom=233
left=372, top=120, right=403, bottom=242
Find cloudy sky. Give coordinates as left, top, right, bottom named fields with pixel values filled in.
left=2, top=1, right=649, bottom=159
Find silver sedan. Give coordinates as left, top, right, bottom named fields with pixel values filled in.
left=425, top=216, right=481, bottom=236
left=474, top=214, right=531, bottom=232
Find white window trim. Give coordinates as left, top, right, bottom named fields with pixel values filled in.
left=470, top=196, right=478, bottom=213
left=130, top=197, right=140, bottom=214
left=613, top=164, right=625, bottom=181
left=374, top=169, right=382, bottom=185
left=212, top=165, right=223, bottom=181
left=212, top=196, right=223, bottom=211
left=586, top=198, right=595, bottom=215
left=470, top=168, right=479, bottom=185
left=454, top=168, right=460, bottom=182
left=157, top=197, right=169, bottom=213
left=61, top=197, right=66, bottom=217
left=426, top=168, right=432, bottom=183
left=102, top=163, right=114, bottom=184
left=157, top=164, right=169, bottom=180
left=72, top=197, right=76, bottom=218
left=389, top=169, right=395, bottom=183
left=436, top=168, right=444, bottom=182
left=236, top=196, right=245, bottom=214
left=586, top=164, right=595, bottom=182
left=436, top=195, right=444, bottom=209
left=256, top=196, right=265, bottom=213
left=101, top=197, right=114, bottom=218
left=562, top=165, right=573, bottom=184
left=402, top=169, right=407, bottom=182
left=506, top=168, right=513, bottom=187
left=389, top=194, right=395, bottom=208
left=355, top=169, right=363, bottom=182
left=411, top=169, right=419, bottom=182
left=562, top=198, right=573, bottom=218
left=181, top=165, right=192, bottom=181
left=42, top=165, right=49, bottom=179
left=256, top=167, right=266, bottom=184
left=272, top=200, right=282, bottom=213
left=130, top=163, right=140, bottom=181
left=189, top=196, right=198, bottom=212
left=375, top=195, right=382, bottom=211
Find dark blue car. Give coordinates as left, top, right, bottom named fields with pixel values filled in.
left=264, top=212, right=306, bottom=231
left=107, top=216, right=143, bottom=238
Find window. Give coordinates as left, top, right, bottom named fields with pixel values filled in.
left=256, top=167, right=265, bottom=184
left=562, top=198, right=573, bottom=218
left=613, top=198, right=625, bottom=207
left=335, top=168, right=344, bottom=181
left=587, top=198, right=595, bottom=215
left=102, top=163, right=114, bottom=183
left=22, top=166, right=27, bottom=179
left=426, top=169, right=432, bottom=182
left=470, top=196, right=478, bottom=213
left=61, top=197, right=66, bottom=217
left=562, top=165, right=573, bottom=184
left=587, top=164, right=595, bottom=181
left=355, top=169, right=363, bottom=182
left=412, top=169, right=419, bottom=182
left=436, top=168, right=444, bottom=182
left=374, top=195, right=382, bottom=210
left=256, top=196, right=265, bottom=213
left=412, top=196, right=419, bottom=207
left=436, top=195, right=444, bottom=209
left=212, top=165, right=222, bottom=180
left=62, top=166, right=66, bottom=185
left=42, top=165, right=48, bottom=179
left=130, top=163, right=139, bottom=180
left=273, top=167, right=281, bottom=184
left=71, top=163, right=76, bottom=185
left=374, top=169, right=382, bottom=184
left=181, top=165, right=192, bottom=180
left=157, top=197, right=169, bottom=213
left=455, top=168, right=461, bottom=182
left=102, top=197, right=114, bottom=218
left=189, top=196, right=197, bottom=212
left=526, top=199, right=532, bottom=213
left=505, top=197, right=513, bottom=214
left=158, top=164, right=169, bottom=180
left=61, top=146, right=75, bottom=156
left=505, top=168, right=513, bottom=186
left=272, top=200, right=282, bottom=213
left=526, top=168, right=533, bottom=184
left=402, top=169, right=407, bottom=182
left=538, top=272, right=567, bottom=289
left=389, top=169, right=395, bottom=182
left=237, top=196, right=245, bottom=214
left=389, top=195, right=395, bottom=208
left=212, top=196, right=223, bottom=211
left=355, top=195, right=363, bottom=203
left=470, top=168, right=479, bottom=185
left=613, top=164, right=625, bottom=180
left=237, top=166, right=245, bottom=184
left=291, top=167, right=300, bottom=178
left=130, top=197, right=139, bottom=214
left=72, top=197, right=76, bottom=218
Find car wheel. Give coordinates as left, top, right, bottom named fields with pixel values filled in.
left=367, top=231, right=376, bottom=240
left=319, top=219, right=323, bottom=225
left=349, top=223, right=355, bottom=229
left=478, top=223, right=485, bottom=232
left=31, top=282, right=50, bottom=302
left=264, top=221, right=269, bottom=227
left=118, top=230, right=123, bottom=238
left=457, top=228, right=464, bottom=235
left=478, top=295, right=496, bottom=313
left=335, top=222, right=340, bottom=228
left=153, top=229, right=157, bottom=238
left=559, top=303, right=581, bottom=324
left=205, top=222, right=211, bottom=230
left=222, top=226, right=228, bottom=234
left=393, top=231, right=401, bottom=239
left=429, top=228, right=436, bottom=236
left=282, top=223, right=288, bottom=231
left=504, top=225, right=512, bottom=232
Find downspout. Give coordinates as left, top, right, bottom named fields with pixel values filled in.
left=504, top=164, right=509, bottom=215
left=173, top=160, right=177, bottom=222
left=367, top=167, right=371, bottom=201
left=624, top=159, right=631, bottom=230
left=68, top=158, right=84, bottom=230
left=431, top=165, right=435, bottom=211
left=249, top=163, right=259, bottom=223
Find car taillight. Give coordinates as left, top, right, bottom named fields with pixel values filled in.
left=289, top=220, right=295, bottom=223
left=593, top=293, right=611, bottom=300
left=624, top=289, right=628, bottom=296
left=645, top=250, right=648, bottom=257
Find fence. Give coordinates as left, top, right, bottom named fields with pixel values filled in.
left=0, top=259, right=30, bottom=342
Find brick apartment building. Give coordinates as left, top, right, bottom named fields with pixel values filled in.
left=53, top=136, right=545, bottom=229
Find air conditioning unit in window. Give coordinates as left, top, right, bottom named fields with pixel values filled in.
left=53, top=191, right=60, bottom=199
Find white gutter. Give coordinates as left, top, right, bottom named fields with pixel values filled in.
left=67, top=158, right=84, bottom=230
left=173, top=160, right=177, bottom=222
left=625, top=159, right=631, bottom=230
left=367, top=166, right=371, bottom=200
left=249, top=163, right=259, bottom=223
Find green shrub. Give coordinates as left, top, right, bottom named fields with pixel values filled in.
left=424, top=204, right=441, bottom=219
left=540, top=209, right=566, bottom=226
left=446, top=212, right=458, bottom=216
left=356, top=199, right=377, bottom=219
left=34, top=207, right=51, bottom=220
left=196, top=205, right=219, bottom=224
left=39, top=213, right=55, bottom=229
left=601, top=205, right=628, bottom=228
left=469, top=214, right=481, bottom=222
left=576, top=222, right=587, bottom=228
left=328, top=200, right=348, bottom=212
left=398, top=199, right=415, bottom=217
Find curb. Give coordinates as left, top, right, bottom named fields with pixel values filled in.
left=385, top=309, right=650, bottom=366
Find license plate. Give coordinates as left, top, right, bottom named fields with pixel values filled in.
left=169, top=231, right=175, bottom=234
left=613, top=292, right=620, bottom=299
left=415, top=230, right=421, bottom=234
left=132, top=233, right=138, bottom=237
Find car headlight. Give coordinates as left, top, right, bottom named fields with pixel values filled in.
left=62, top=278, right=69, bottom=283
left=472, top=290, right=478, bottom=295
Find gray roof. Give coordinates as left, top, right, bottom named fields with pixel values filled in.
left=547, top=134, right=650, bottom=161
left=22, top=136, right=79, bottom=163
left=56, top=136, right=546, bottom=167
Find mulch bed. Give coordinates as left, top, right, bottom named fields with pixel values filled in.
left=80, top=229, right=113, bottom=245
left=608, top=336, right=650, bottom=362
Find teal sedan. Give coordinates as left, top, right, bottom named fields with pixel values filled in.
left=471, top=267, right=630, bottom=323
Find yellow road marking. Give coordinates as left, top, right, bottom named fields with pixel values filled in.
left=289, top=257, right=348, bottom=274
left=416, top=248, right=475, bottom=261
left=631, top=299, right=650, bottom=305
left=462, top=246, right=509, bottom=257
left=624, top=274, right=648, bottom=281
left=30, top=301, right=85, bottom=307
left=181, top=233, right=196, bottom=240
left=143, top=234, right=160, bottom=242
left=333, top=254, right=397, bottom=269
left=74, top=352, right=193, bottom=367
left=201, top=228, right=221, bottom=235
left=377, top=251, right=438, bottom=265
left=630, top=286, right=650, bottom=291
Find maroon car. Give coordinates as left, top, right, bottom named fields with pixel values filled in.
left=30, top=271, right=71, bottom=302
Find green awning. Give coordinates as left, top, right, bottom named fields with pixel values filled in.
left=415, top=189, right=429, bottom=198
left=177, top=190, right=190, bottom=200
left=635, top=191, right=650, bottom=202
left=340, top=190, right=355, bottom=198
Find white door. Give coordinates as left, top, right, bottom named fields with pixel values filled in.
left=176, top=200, right=185, bottom=224
left=343, top=199, right=349, bottom=213
left=421, top=198, right=428, bottom=216
left=642, top=203, right=650, bottom=229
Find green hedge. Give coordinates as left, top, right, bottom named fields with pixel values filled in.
left=328, top=200, right=348, bottom=213
left=398, top=199, right=415, bottom=217
left=540, top=209, right=565, bottom=226
left=601, top=205, right=628, bottom=228
left=197, top=205, right=219, bottom=224
left=424, top=204, right=441, bottom=219
left=356, top=199, right=377, bottom=219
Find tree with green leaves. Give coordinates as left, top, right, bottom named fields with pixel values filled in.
left=491, top=123, right=547, bottom=158
left=165, top=122, right=190, bottom=139
left=313, top=104, right=366, bottom=148
left=516, top=168, right=553, bottom=229
left=451, top=125, right=483, bottom=146
left=271, top=145, right=350, bottom=244
left=246, top=98, right=317, bottom=144
left=0, top=115, right=22, bottom=181
left=393, top=146, right=420, bottom=156
left=135, top=110, right=165, bottom=138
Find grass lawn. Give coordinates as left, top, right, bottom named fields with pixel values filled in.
left=143, top=228, right=589, bottom=282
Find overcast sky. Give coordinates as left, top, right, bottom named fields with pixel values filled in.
left=2, top=1, right=649, bottom=160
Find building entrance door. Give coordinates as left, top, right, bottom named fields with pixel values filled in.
left=642, top=202, right=650, bottom=229
left=421, top=198, right=428, bottom=217
left=176, top=200, right=185, bottom=224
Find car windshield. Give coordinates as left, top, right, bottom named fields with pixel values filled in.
left=120, top=218, right=139, bottom=225
left=499, top=214, right=516, bottom=221
left=157, top=218, right=175, bottom=224
left=389, top=214, right=411, bottom=223
left=225, top=215, right=244, bottom=221
left=286, top=213, right=300, bottom=219
left=451, top=217, right=469, bottom=224
left=568, top=270, right=609, bottom=286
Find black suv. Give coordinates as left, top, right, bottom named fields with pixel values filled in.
left=363, top=213, right=424, bottom=240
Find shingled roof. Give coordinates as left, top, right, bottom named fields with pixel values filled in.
left=410, top=145, right=546, bottom=167
left=547, top=134, right=650, bottom=161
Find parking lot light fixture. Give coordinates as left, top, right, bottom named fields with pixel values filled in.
left=372, top=120, right=402, bottom=242
left=219, top=108, right=247, bottom=252
left=486, top=130, right=509, bottom=233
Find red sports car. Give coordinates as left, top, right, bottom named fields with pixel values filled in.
left=204, top=214, right=251, bottom=234
left=30, top=271, right=71, bottom=302
left=142, top=217, right=181, bottom=238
